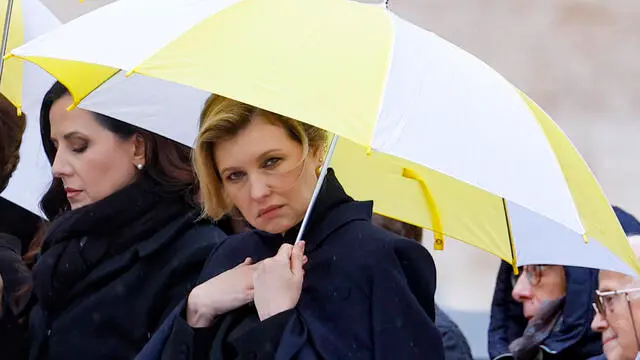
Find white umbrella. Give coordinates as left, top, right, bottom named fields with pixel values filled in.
left=0, top=0, right=63, bottom=216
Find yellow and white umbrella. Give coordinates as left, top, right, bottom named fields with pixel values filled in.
left=0, top=0, right=63, bottom=215
left=9, top=0, right=637, bottom=274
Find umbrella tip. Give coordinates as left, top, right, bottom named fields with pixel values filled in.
left=3, top=53, right=12, bottom=61
left=582, top=233, right=589, bottom=244
left=433, top=234, right=444, bottom=250
left=66, top=101, right=79, bottom=112
left=124, top=69, right=135, bottom=77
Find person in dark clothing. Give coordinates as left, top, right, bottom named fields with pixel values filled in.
left=371, top=213, right=474, bottom=360
left=487, top=206, right=639, bottom=360
left=0, top=92, right=44, bottom=360
left=136, top=95, right=444, bottom=359
left=24, top=82, right=227, bottom=360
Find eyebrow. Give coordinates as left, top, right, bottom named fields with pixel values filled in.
left=63, top=131, right=86, bottom=140
left=51, top=131, right=85, bottom=142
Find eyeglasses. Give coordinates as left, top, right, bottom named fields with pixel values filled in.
left=593, top=287, right=640, bottom=317
left=510, top=265, right=548, bottom=287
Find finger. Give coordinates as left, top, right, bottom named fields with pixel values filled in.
left=248, top=261, right=262, bottom=271
left=275, top=243, right=294, bottom=261
left=302, top=256, right=309, bottom=265
left=236, top=257, right=253, bottom=268
left=291, top=241, right=306, bottom=275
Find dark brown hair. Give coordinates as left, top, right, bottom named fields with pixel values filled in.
left=0, top=93, right=26, bottom=193
left=371, top=214, right=423, bottom=243
left=38, top=82, right=198, bottom=220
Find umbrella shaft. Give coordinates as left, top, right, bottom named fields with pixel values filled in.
left=295, top=134, right=340, bottom=242
left=0, top=0, right=15, bottom=83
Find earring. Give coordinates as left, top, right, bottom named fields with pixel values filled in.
left=316, top=158, right=324, bottom=176
left=136, top=163, right=144, bottom=170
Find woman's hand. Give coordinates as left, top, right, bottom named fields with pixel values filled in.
left=254, top=241, right=306, bottom=321
left=187, top=257, right=258, bottom=328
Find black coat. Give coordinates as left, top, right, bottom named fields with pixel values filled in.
left=0, top=198, right=42, bottom=360
left=28, top=211, right=227, bottom=360
left=435, top=305, right=473, bottom=360
left=0, top=234, right=33, bottom=360
left=138, top=170, right=444, bottom=360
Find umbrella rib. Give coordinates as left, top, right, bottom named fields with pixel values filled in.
left=66, top=69, right=121, bottom=111
left=502, top=197, right=519, bottom=275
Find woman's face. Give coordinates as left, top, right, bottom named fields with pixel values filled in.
left=512, top=265, right=567, bottom=319
left=49, top=95, right=144, bottom=210
left=214, top=115, right=322, bottom=234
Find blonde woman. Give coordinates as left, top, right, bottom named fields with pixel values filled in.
left=149, top=95, right=444, bottom=360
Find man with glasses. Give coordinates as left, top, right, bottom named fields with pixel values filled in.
left=590, top=207, right=640, bottom=360
left=491, top=262, right=601, bottom=360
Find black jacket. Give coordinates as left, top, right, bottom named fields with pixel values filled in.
left=435, top=305, right=473, bottom=360
left=0, top=198, right=42, bottom=360
left=28, top=211, right=226, bottom=360
left=138, top=170, right=444, bottom=360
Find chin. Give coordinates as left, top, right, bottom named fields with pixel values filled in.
left=254, top=218, right=295, bottom=235
left=69, top=201, right=87, bottom=210
left=603, top=346, right=623, bottom=360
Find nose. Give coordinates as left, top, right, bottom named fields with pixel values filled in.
left=591, top=310, right=609, bottom=333
left=512, top=273, right=532, bottom=302
left=248, top=172, right=271, bottom=201
left=51, top=151, right=72, bottom=179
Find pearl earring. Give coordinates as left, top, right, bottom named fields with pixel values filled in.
left=136, top=163, right=144, bottom=170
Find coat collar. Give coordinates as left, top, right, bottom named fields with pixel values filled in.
left=67, top=211, right=199, bottom=299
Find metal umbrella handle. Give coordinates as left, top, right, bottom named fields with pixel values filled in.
left=295, top=134, right=340, bottom=242
left=0, top=0, right=14, bottom=83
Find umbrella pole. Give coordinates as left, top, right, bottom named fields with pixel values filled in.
left=295, top=134, right=340, bottom=243
left=0, top=0, right=14, bottom=84
left=502, top=198, right=519, bottom=275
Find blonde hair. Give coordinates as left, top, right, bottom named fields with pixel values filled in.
left=195, top=95, right=327, bottom=220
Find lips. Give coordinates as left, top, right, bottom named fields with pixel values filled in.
left=258, top=205, right=284, bottom=218
left=65, top=187, right=81, bottom=198
left=602, top=336, right=615, bottom=346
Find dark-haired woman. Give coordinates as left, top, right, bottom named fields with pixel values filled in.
left=26, top=82, right=228, bottom=360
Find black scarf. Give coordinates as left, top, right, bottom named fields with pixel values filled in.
left=32, top=179, right=193, bottom=314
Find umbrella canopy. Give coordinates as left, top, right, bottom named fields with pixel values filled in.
left=0, top=0, right=80, bottom=216
left=10, top=0, right=638, bottom=274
